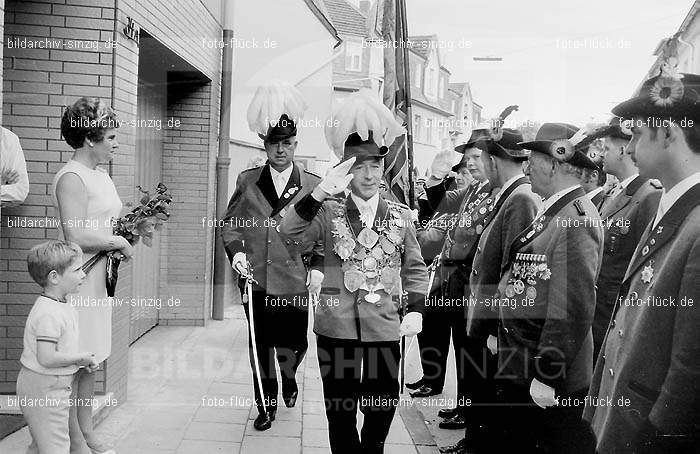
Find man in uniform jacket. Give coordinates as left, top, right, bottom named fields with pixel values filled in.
left=584, top=70, right=700, bottom=454
left=439, top=128, right=541, bottom=453
left=221, top=114, right=321, bottom=430
left=497, top=122, right=604, bottom=453
left=279, top=131, right=428, bottom=454
left=409, top=143, right=495, bottom=430
left=590, top=117, right=662, bottom=360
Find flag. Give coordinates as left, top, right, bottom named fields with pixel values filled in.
left=381, top=0, right=410, bottom=206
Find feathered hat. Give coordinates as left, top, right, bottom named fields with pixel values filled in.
left=325, top=89, right=405, bottom=162
left=247, top=80, right=308, bottom=142
left=455, top=105, right=528, bottom=162
left=518, top=123, right=599, bottom=170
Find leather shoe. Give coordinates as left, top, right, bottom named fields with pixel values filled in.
left=283, top=390, right=298, bottom=408
left=409, top=384, right=442, bottom=398
left=439, top=413, right=466, bottom=430
left=253, top=409, right=276, bottom=431
left=437, top=407, right=458, bottom=418
left=439, top=437, right=467, bottom=453
left=405, top=377, right=424, bottom=390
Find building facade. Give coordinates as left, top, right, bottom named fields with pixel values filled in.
left=0, top=0, right=224, bottom=409
left=643, top=2, right=699, bottom=82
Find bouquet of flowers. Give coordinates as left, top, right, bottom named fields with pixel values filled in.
left=82, top=182, right=173, bottom=296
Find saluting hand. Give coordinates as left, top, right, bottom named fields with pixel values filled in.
left=429, top=149, right=457, bottom=180
left=313, top=157, right=356, bottom=200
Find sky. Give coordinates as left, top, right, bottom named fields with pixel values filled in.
left=394, top=0, right=694, bottom=127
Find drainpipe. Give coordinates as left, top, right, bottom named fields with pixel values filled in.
left=212, top=0, right=235, bottom=320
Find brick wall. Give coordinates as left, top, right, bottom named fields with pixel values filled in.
left=0, top=0, right=117, bottom=394
left=159, top=81, right=214, bottom=326
left=0, top=0, right=222, bottom=399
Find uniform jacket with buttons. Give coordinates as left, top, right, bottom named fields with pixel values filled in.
left=584, top=183, right=700, bottom=453
left=468, top=178, right=541, bottom=339
left=220, top=163, right=321, bottom=296
left=278, top=193, right=428, bottom=342
left=592, top=177, right=661, bottom=357
left=425, top=181, right=496, bottom=305
left=497, top=187, right=604, bottom=395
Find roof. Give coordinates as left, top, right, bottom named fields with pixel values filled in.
left=322, top=0, right=368, bottom=37
left=304, top=0, right=342, bottom=45
left=408, top=34, right=435, bottom=59
left=449, top=82, right=467, bottom=94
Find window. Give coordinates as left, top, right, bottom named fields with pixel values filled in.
left=438, top=77, right=444, bottom=98
left=345, top=40, right=362, bottom=71
left=451, top=99, right=456, bottom=114
left=426, top=118, right=433, bottom=144
left=414, top=114, right=422, bottom=141
left=426, top=67, right=436, bottom=96
left=414, top=64, right=422, bottom=88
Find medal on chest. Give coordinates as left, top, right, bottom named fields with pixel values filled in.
left=505, top=253, right=550, bottom=299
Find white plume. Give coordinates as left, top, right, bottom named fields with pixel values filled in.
left=325, top=89, right=405, bottom=159
left=569, top=127, right=589, bottom=147
left=246, top=80, right=308, bottom=136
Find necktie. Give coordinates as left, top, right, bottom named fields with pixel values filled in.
left=274, top=174, right=286, bottom=197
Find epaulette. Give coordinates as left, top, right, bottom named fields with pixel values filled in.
left=241, top=165, right=261, bottom=173
left=649, top=179, right=662, bottom=189
left=573, top=199, right=586, bottom=216
left=304, top=169, right=322, bottom=179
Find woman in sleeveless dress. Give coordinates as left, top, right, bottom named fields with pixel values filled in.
left=53, top=98, right=132, bottom=454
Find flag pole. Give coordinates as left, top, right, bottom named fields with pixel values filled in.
left=397, top=0, right=415, bottom=210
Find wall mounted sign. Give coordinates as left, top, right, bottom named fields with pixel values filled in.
left=123, top=17, right=140, bottom=45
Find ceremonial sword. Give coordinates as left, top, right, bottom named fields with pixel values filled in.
left=237, top=262, right=267, bottom=415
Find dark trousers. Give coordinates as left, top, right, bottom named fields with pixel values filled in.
left=316, top=335, right=400, bottom=454
left=460, top=337, right=500, bottom=443
left=417, top=305, right=467, bottom=397
left=497, top=383, right=595, bottom=454
left=243, top=290, right=308, bottom=414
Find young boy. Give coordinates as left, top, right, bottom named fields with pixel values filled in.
left=17, top=240, right=98, bottom=454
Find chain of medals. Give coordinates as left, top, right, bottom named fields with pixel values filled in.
left=331, top=201, right=404, bottom=304
left=443, top=185, right=492, bottom=255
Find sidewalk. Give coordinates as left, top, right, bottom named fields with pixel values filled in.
left=1, top=304, right=440, bottom=453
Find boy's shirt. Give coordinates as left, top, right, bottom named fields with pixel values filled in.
left=20, top=296, right=79, bottom=375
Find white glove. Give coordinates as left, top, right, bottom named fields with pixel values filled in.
left=400, top=312, right=423, bottom=337
left=429, top=149, right=458, bottom=180
left=306, top=269, right=324, bottom=299
left=486, top=335, right=498, bottom=355
left=231, top=252, right=247, bottom=275
left=530, top=378, right=558, bottom=409
left=317, top=157, right=356, bottom=197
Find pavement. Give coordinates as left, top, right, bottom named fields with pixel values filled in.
left=1, top=303, right=451, bottom=453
